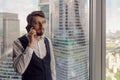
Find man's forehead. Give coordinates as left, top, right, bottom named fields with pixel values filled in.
left=33, top=16, right=45, bottom=21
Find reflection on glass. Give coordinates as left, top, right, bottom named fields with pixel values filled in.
left=51, top=0, right=89, bottom=80
left=0, top=13, right=21, bottom=80
left=0, top=0, right=89, bottom=80
left=40, top=0, right=49, bottom=3
left=0, top=0, right=38, bottom=80
left=106, top=0, right=120, bottom=80
left=39, top=1, right=50, bottom=38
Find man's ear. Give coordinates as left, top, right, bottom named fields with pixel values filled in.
left=26, top=18, right=33, bottom=32
left=26, top=25, right=31, bottom=32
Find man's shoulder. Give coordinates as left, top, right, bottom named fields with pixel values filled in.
left=18, top=34, right=27, bottom=39
left=17, top=34, right=28, bottom=42
left=13, top=34, right=28, bottom=45
left=44, top=37, right=53, bottom=47
left=44, top=36, right=51, bottom=42
left=13, top=35, right=24, bottom=43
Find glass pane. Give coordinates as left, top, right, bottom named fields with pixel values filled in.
left=0, top=0, right=89, bottom=80
left=40, top=0, right=49, bottom=3
left=0, top=0, right=38, bottom=80
left=106, top=0, right=120, bottom=80
left=39, top=1, right=50, bottom=38
left=51, top=0, right=89, bottom=80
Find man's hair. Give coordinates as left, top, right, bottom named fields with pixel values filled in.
left=26, top=11, right=45, bottom=32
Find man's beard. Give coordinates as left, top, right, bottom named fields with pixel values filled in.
left=37, top=32, right=43, bottom=36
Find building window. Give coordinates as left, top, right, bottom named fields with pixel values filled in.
left=106, top=0, right=120, bottom=80
left=51, top=0, right=89, bottom=80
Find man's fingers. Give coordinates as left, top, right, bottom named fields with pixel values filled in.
left=29, top=27, right=36, bottom=34
left=30, top=27, right=34, bottom=30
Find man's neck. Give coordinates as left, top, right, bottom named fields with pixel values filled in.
left=35, top=35, right=42, bottom=40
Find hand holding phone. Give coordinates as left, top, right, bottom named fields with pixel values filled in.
left=28, top=27, right=36, bottom=48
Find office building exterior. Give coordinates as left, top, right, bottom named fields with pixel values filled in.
left=0, top=13, right=21, bottom=80
left=39, top=0, right=51, bottom=38
left=0, top=13, right=20, bottom=56
left=51, top=0, right=89, bottom=80
left=0, top=53, right=21, bottom=80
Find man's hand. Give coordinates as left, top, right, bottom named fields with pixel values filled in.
left=28, top=27, right=36, bottom=48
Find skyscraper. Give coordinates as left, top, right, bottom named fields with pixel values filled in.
left=0, top=13, right=20, bottom=56
left=51, top=0, right=89, bottom=80
left=39, top=0, right=51, bottom=38
left=0, top=12, right=21, bottom=80
left=0, top=53, right=21, bottom=80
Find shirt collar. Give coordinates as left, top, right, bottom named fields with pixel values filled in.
left=25, top=33, right=45, bottom=40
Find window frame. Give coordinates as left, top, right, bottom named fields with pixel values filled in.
left=50, top=0, right=106, bottom=80
left=89, top=0, right=106, bottom=80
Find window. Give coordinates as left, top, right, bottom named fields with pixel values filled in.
left=0, top=0, right=90, bottom=80
left=51, top=0, right=89, bottom=80
left=0, top=0, right=39, bottom=80
left=106, top=0, right=120, bottom=80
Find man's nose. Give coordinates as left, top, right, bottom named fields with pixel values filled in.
left=39, top=22, right=43, bottom=28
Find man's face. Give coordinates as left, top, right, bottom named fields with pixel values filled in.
left=32, top=16, right=46, bottom=36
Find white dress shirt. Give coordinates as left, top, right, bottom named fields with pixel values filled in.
left=13, top=34, right=56, bottom=80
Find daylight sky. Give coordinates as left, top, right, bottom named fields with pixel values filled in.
left=106, top=0, right=120, bottom=33
left=0, top=0, right=39, bottom=32
left=0, top=0, right=120, bottom=33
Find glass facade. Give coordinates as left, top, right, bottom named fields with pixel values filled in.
left=39, top=0, right=51, bottom=38
left=0, top=0, right=89, bottom=80
left=0, top=0, right=38, bottom=80
left=0, top=17, right=3, bottom=56
left=0, top=53, right=21, bottom=80
left=51, top=0, right=89, bottom=80
left=0, top=13, right=21, bottom=80
left=40, top=0, right=49, bottom=3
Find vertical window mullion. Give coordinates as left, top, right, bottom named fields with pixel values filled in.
left=89, top=0, right=103, bottom=80
left=101, top=0, right=106, bottom=80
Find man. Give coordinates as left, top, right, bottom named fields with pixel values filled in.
left=13, top=11, right=56, bottom=80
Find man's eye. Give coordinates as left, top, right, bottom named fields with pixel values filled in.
left=33, top=22, right=37, bottom=24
